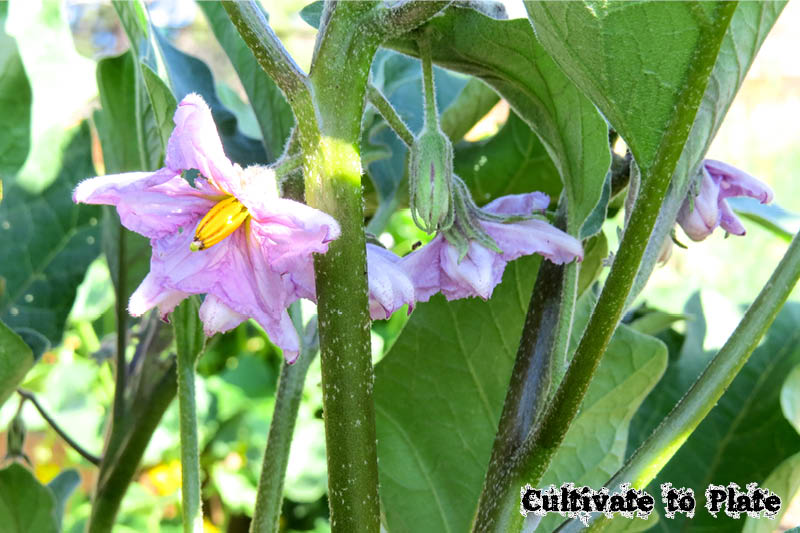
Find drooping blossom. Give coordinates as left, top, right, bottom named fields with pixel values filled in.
left=677, top=159, right=774, bottom=241
left=402, top=192, right=583, bottom=301
left=293, top=243, right=416, bottom=320
left=74, top=93, right=339, bottom=362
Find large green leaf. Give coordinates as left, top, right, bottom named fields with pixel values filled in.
left=374, top=258, right=667, bottom=533
left=0, top=2, right=32, bottom=180
left=614, top=1, right=785, bottom=301
left=742, top=451, right=800, bottom=533
left=198, top=2, right=294, bottom=162
left=525, top=1, right=727, bottom=173
left=95, top=52, right=152, bottom=303
left=0, top=123, right=101, bottom=344
left=388, top=8, right=610, bottom=235
left=630, top=300, right=800, bottom=532
left=0, top=319, right=33, bottom=408
left=0, top=463, right=58, bottom=533
left=47, top=469, right=80, bottom=530
left=781, top=363, right=800, bottom=435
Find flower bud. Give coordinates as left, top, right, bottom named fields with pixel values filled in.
left=5, top=410, right=29, bottom=464
left=409, top=127, right=455, bottom=233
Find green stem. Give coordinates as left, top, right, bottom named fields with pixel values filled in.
left=560, top=230, right=800, bottom=533
left=17, top=389, right=102, bottom=465
left=472, top=206, right=576, bottom=531
left=302, top=3, right=382, bottom=531
left=88, top=361, right=177, bottom=533
left=418, top=31, right=438, bottom=127
left=472, top=4, right=738, bottom=530
left=250, top=321, right=319, bottom=533
left=176, top=344, right=203, bottom=532
left=221, top=1, right=310, bottom=107
left=367, top=83, right=414, bottom=147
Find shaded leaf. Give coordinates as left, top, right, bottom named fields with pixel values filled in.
left=454, top=111, right=561, bottom=207
left=0, top=123, right=101, bottom=344
left=0, top=463, right=58, bottom=533
left=728, top=197, right=800, bottom=243
left=631, top=301, right=800, bottom=532
left=439, top=77, right=499, bottom=143
left=47, top=469, right=80, bottom=530
left=375, top=256, right=667, bottom=533
left=0, top=319, right=33, bottom=408
left=781, top=363, right=800, bottom=436
left=0, top=2, right=33, bottom=180
left=198, top=1, right=294, bottom=161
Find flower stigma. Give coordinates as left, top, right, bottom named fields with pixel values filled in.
left=190, top=195, right=249, bottom=251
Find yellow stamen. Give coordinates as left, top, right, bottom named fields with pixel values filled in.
left=191, top=196, right=249, bottom=251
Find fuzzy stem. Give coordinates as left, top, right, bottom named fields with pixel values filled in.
left=221, top=1, right=311, bottom=109
left=367, top=83, right=414, bottom=147
left=418, top=31, right=438, bottom=127
left=88, top=362, right=177, bottom=533
left=250, top=321, right=318, bottom=533
left=17, top=389, right=102, bottom=466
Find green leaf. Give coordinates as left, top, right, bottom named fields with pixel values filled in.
left=387, top=8, right=610, bottom=235
left=0, top=319, right=33, bottom=408
left=0, top=2, right=33, bottom=180
left=525, top=1, right=723, bottom=172
left=0, top=463, right=58, bottom=533
left=624, top=1, right=785, bottom=301
left=439, top=77, right=499, bottom=143
left=454, top=111, right=561, bottom=207
left=138, top=63, right=177, bottom=161
left=47, top=469, right=80, bottom=530
left=374, top=257, right=667, bottom=533
left=632, top=301, right=800, bottom=532
left=0, top=123, right=102, bottom=344
left=577, top=231, right=608, bottom=297
left=780, top=363, right=800, bottom=436
left=198, top=1, right=294, bottom=161
left=728, top=197, right=800, bottom=243
left=94, top=52, right=153, bottom=303
left=743, top=451, right=800, bottom=533
left=152, top=28, right=268, bottom=167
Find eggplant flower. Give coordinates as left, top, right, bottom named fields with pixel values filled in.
left=294, top=243, right=416, bottom=320
left=677, top=159, right=773, bottom=241
left=73, top=94, right=339, bottom=362
left=402, top=192, right=583, bottom=301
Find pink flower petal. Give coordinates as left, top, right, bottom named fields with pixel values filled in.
left=484, top=218, right=584, bottom=265
left=705, top=159, right=774, bottom=203
left=73, top=168, right=213, bottom=239
left=165, top=93, right=238, bottom=195
left=482, top=192, right=550, bottom=216
left=366, top=244, right=416, bottom=319
left=198, top=295, right=247, bottom=335
left=439, top=241, right=502, bottom=300
left=401, top=237, right=445, bottom=303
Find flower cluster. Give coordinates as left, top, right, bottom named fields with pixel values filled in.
left=75, top=94, right=583, bottom=362
left=677, top=159, right=774, bottom=241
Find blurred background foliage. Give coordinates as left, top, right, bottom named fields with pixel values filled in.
left=0, top=0, right=799, bottom=532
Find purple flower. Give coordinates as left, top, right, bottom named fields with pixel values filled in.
left=295, top=244, right=416, bottom=320
left=677, top=159, right=774, bottom=242
left=74, top=94, right=339, bottom=362
left=402, top=192, right=583, bottom=301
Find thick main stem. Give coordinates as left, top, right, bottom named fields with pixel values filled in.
left=302, top=3, right=382, bottom=532
left=176, top=344, right=203, bottom=532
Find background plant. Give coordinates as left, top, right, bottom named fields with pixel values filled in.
left=1, top=1, right=800, bottom=533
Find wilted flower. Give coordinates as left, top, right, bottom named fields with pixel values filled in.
left=677, top=159, right=773, bottom=241
left=74, top=94, right=339, bottom=362
left=295, top=243, right=416, bottom=320
left=402, top=192, right=583, bottom=301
